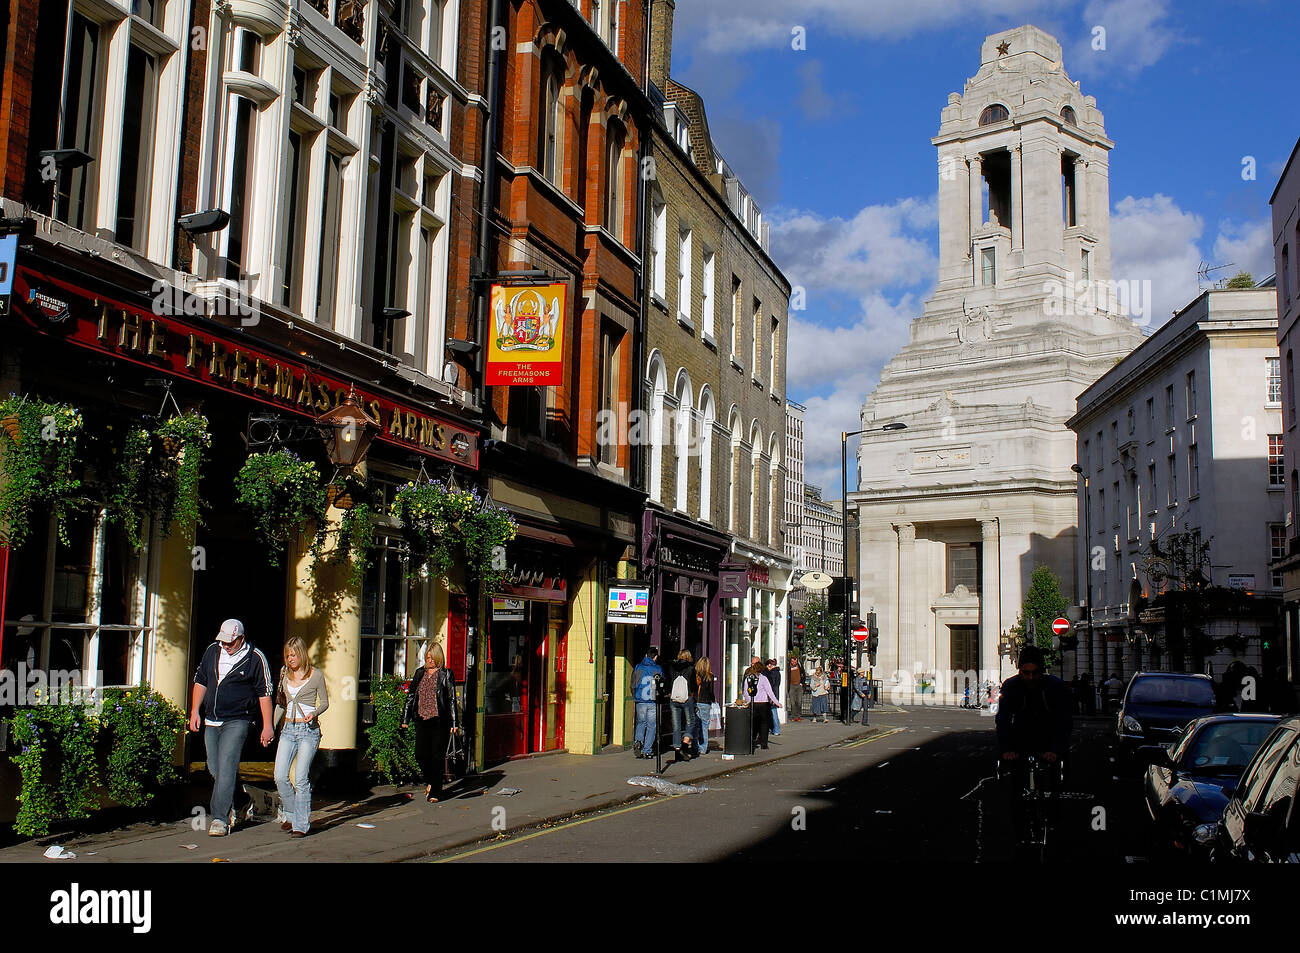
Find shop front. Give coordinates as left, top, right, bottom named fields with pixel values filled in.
left=723, top=543, right=795, bottom=711
left=0, top=248, right=481, bottom=783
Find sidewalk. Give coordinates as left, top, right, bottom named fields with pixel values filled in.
left=0, top=718, right=879, bottom=863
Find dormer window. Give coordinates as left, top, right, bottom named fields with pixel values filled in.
left=1060, top=105, right=1078, bottom=125
left=978, top=103, right=1009, bottom=125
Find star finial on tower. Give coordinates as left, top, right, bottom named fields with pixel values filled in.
left=996, top=40, right=1010, bottom=56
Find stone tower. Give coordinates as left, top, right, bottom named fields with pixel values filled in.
left=851, top=25, right=1144, bottom=700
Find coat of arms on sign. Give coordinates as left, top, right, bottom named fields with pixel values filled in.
left=493, top=287, right=560, bottom=353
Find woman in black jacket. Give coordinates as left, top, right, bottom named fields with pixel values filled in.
left=668, top=649, right=696, bottom=759
left=401, top=644, right=461, bottom=802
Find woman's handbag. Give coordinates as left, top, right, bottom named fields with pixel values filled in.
left=445, top=727, right=468, bottom=780
left=709, top=702, right=722, bottom=731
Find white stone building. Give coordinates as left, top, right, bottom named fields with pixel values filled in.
left=851, top=25, right=1145, bottom=702
left=1068, top=288, right=1283, bottom=681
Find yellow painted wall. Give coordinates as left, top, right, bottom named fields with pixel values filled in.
left=150, top=527, right=195, bottom=719
left=287, top=510, right=360, bottom=752
left=564, top=561, right=601, bottom=755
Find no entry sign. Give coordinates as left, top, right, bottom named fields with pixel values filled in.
left=852, top=625, right=870, bottom=643
left=1051, top=617, right=1070, bottom=636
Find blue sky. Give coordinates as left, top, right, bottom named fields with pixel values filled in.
left=667, top=0, right=1300, bottom=494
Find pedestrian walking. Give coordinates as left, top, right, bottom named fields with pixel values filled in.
left=401, top=644, right=461, bottom=803
left=748, top=661, right=780, bottom=749
left=668, top=649, right=696, bottom=758
left=630, top=647, right=663, bottom=758
left=788, top=655, right=804, bottom=721
left=273, top=636, right=328, bottom=837
left=694, top=657, right=716, bottom=754
left=188, top=619, right=273, bottom=837
left=810, top=666, right=830, bottom=722
left=850, top=669, right=869, bottom=723
left=764, top=659, right=782, bottom=736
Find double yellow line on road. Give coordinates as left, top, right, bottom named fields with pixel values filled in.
left=841, top=727, right=905, bottom=748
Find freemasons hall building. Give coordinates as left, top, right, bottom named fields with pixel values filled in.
left=851, top=26, right=1144, bottom=701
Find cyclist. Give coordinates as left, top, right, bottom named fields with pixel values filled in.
left=994, top=646, right=1072, bottom=846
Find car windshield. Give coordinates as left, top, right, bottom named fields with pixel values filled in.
left=1179, top=722, right=1278, bottom=773
left=1128, top=677, right=1214, bottom=707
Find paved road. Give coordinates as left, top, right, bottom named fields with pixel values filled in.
left=424, top=706, right=1149, bottom=863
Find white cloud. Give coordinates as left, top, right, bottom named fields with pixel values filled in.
left=1069, top=0, right=1184, bottom=79
left=1212, top=218, right=1275, bottom=285
left=1110, top=193, right=1204, bottom=325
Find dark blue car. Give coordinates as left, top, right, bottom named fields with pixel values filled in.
left=1143, top=713, right=1281, bottom=858
left=1115, top=672, right=1216, bottom=772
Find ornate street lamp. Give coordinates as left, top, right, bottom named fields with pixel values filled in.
left=316, top=385, right=380, bottom=469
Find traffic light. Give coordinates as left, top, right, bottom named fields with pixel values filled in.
left=791, top=619, right=806, bottom=651
left=1059, top=634, right=1078, bottom=651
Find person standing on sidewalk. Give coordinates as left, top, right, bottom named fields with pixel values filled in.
left=630, top=647, right=663, bottom=758
left=764, top=659, right=782, bottom=736
left=810, top=666, right=830, bottom=722
left=668, top=650, right=696, bottom=758
left=189, top=619, right=274, bottom=837
left=850, top=669, right=869, bottom=724
left=402, top=644, right=460, bottom=803
left=273, top=637, right=328, bottom=837
left=749, top=661, right=780, bottom=749
left=788, top=655, right=804, bottom=721
left=694, top=657, right=716, bottom=754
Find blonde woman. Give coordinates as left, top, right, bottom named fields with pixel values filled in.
left=693, top=657, right=716, bottom=755
left=810, top=666, right=830, bottom=723
left=274, top=637, right=329, bottom=837
left=401, top=643, right=461, bottom=802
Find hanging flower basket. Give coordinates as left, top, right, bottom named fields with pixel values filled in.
left=389, top=480, right=517, bottom=589
left=0, top=394, right=85, bottom=549
left=312, top=476, right=378, bottom=588
left=235, top=450, right=327, bottom=566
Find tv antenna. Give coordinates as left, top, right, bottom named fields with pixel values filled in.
left=1197, top=260, right=1235, bottom=290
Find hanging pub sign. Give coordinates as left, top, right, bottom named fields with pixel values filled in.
left=607, top=585, right=650, bottom=625
left=9, top=266, right=479, bottom=469
left=486, top=282, right=566, bottom=386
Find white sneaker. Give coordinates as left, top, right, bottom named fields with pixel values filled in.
left=208, top=819, right=228, bottom=837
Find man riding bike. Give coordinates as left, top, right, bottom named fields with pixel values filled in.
left=994, top=646, right=1073, bottom=848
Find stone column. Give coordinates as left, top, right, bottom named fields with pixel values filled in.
left=1010, top=146, right=1023, bottom=250
left=968, top=154, right=984, bottom=234
left=1073, top=156, right=1087, bottom=231
left=980, top=520, right=1001, bottom=685
left=896, top=523, right=916, bottom=684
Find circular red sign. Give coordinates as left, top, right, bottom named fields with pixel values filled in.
left=1052, top=617, right=1070, bottom=636
left=852, top=626, right=870, bottom=643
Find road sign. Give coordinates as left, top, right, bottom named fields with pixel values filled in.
left=1051, top=617, right=1070, bottom=636
left=799, top=570, right=833, bottom=591
left=851, top=624, right=870, bottom=643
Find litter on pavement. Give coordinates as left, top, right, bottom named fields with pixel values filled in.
left=42, top=846, right=75, bottom=860
left=356, top=823, right=376, bottom=829
left=627, top=776, right=708, bottom=795
left=495, top=787, right=521, bottom=796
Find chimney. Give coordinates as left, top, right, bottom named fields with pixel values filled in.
left=649, top=0, right=675, bottom=89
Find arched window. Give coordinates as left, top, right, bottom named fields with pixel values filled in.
left=768, top=434, right=782, bottom=548
left=604, top=119, right=625, bottom=239
left=1060, top=105, right=1078, bottom=125
left=674, top=370, right=692, bottom=513
left=749, top=421, right=763, bottom=540
left=978, top=103, right=1009, bottom=126
left=539, top=52, right=565, bottom=186
left=646, top=352, right=667, bottom=503
left=727, top=409, right=741, bottom=532
left=698, top=388, right=715, bottom=523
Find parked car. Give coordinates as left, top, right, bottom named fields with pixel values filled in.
left=1114, top=672, right=1216, bottom=772
left=1213, top=715, right=1300, bottom=863
left=1142, top=713, right=1280, bottom=858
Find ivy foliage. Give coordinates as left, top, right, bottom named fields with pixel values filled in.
left=364, top=674, right=420, bottom=784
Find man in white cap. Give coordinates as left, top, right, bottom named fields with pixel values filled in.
left=189, top=619, right=273, bottom=836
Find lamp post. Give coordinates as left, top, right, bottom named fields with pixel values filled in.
left=1071, top=463, right=1093, bottom=685
left=841, top=422, right=908, bottom=724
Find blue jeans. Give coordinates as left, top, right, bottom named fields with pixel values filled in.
left=695, top=702, right=711, bottom=753
left=670, top=701, right=692, bottom=749
left=771, top=703, right=782, bottom=735
left=274, top=723, right=320, bottom=833
left=634, top=702, right=657, bottom=753
left=204, top=720, right=252, bottom=826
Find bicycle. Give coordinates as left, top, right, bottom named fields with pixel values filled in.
left=999, top=753, right=1064, bottom=863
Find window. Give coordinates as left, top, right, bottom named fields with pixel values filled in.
left=222, top=94, right=258, bottom=280
left=598, top=325, right=622, bottom=467
left=701, top=250, right=715, bottom=339
left=1111, top=421, right=1118, bottom=459
left=281, top=129, right=309, bottom=308
left=1112, top=481, right=1120, bottom=527
left=1081, top=248, right=1091, bottom=283
left=1284, top=245, right=1292, bottom=308
left=1269, top=357, right=1283, bottom=405
left=1293, top=472, right=1299, bottom=536
left=946, top=543, right=981, bottom=594
left=1166, top=384, right=1175, bottom=429
left=1082, top=438, right=1090, bottom=472
left=1098, top=488, right=1105, bottom=530
left=731, top=277, right=742, bottom=361
left=1186, top=370, right=1197, bottom=419
left=55, top=13, right=101, bottom=231
left=1095, top=430, right=1103, bottom=470
left=604, top=121, right=624, bottom=238
left=115, top=43, right=158, bottom=250
left=1127, top=474, right=1138, bottom=538
left=1290, top=351, right=1297, bottom=427
left=981, top=246, right=996, bottom=286
left=752, top=299, right=762, bottom=378
left=698, top=392, right=715, bottom=522
left=978, top=104, right=1009, bottom=125
left=1148, top=463, right=1157, bottom=513
left=647, top=358, right=667, bottom=503
left=1146, top=397, right=1155, bottom=438
left=1060, top=105, right=1078, bottom=125
left=675, top=376, right=692, bottom=512
left=1270, top=435, right=1285, bottom=486
left=1188, top=444, right=1199, bottom=497
left=650, top=195, right=667, bottom=299
left=1271, top=524, right=1286, bottom=589
left=1127, top=406, right=1135, bottom=436
left=316, top=150, right=343, bottom=323
left=539, top=53, right=564, bottom=186
left=677, top=225, right=692, bottom=322
left=770, top=316, right=779, bottom=391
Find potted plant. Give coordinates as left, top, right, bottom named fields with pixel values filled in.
left=234, top=450, right=327, bottom=565
left=389, top=480, right=517, bottom=588
left=313, top=475, right=379, bottom=588
left=155, top=411, right=210, bottom=541
left=0, top=394, right=85, bottom=549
